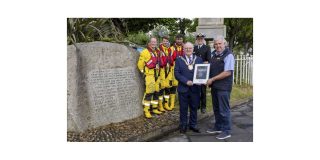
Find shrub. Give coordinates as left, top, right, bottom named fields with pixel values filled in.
left=126, top=32, right=149, bottom=46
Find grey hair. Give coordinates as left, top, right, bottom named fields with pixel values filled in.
left=214, top=35, right=228, bottom=46
left=184, top=42, right=194, bottom=48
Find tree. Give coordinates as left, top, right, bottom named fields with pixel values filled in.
left=151, top=25, right=170, bottom=39
left=67, top=18, right=126, bottom=45
left=177, top=18, right=192, bottom=35
left=187, top=18, right=198, bottom=33
left=125, top=18, right=176, bottom=34
left=125, top=18, right=196, bottom=44
left=67, top=18, right=198, bottom=45
left=224, top=18, right=253, bottom=54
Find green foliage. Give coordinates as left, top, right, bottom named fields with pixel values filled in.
left=166, top=18, right=194, bottom=36
left=231, top=45, right=243, bottom=54
left=126, top=32, right=149, bottom=46
left=184, top=33, right=196, bottom=44
left=176, top=18, right=192, bottom=35
left=125, top=18, right=176, bottom=34
left=151, top=25, right=170, bottom=39
left=124, top=18, right=197, bottom=45
left=67, top=18, right=125, bottom=45
left=231, top=85, right=253, bottom=103
left=100, top=37, right=113, bottom=42
left=67, top=18, right=203, bottom=47
left=67, top=18, right=187, bottom=45
left=187, top=18, right=198, bottom=33
left=224, top=18, right=253, bottom=54
left=125, top=18, right=196, bottom=44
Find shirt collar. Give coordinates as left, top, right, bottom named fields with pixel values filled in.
left=186, top=54, right=193, bottom=59
left=215, top=48, right=225, bottom=56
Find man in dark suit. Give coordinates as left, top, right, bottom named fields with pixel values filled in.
left=193, top=33, right=211, bottom=114
left=174, top=42, right=203, bottom=133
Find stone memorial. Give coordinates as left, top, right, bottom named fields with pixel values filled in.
left=197, top=18, right=226, bottom=51
left=196, top=18, right=226, bottom=39
left=67, top=42, right=144, bottom=133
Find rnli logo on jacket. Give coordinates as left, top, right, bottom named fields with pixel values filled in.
left=147, top=60, right=153, bottom=65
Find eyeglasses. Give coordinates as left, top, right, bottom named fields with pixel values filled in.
left=184, top=48, right=193, bottom=50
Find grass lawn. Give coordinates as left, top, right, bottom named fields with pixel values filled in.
left=230, top=85, right=253, bottom=104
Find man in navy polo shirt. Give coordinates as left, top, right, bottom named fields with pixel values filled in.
left=206, top=35, right=235, bottom=140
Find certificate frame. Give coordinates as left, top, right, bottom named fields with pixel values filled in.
left=193, top=64, right=210, bottom=84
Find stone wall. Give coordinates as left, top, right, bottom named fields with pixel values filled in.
left=67, top=42, right=144, bottom=132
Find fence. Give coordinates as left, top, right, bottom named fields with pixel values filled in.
left=233, top=54, right=253, bottom=86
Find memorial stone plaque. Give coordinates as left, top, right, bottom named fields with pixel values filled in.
left=67, top=42, right=144, bottom=132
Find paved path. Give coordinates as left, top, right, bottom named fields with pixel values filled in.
left=156, top=99, right=253, bottom=142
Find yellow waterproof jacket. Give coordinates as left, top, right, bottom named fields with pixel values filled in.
left=170, top=44, right=184, bottom=65
left=137, top=47, right=159, bottom=76
left=160, top=44, right=170, bottom=57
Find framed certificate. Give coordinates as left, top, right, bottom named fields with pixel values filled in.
left=193, top=64, right=210, bottom=84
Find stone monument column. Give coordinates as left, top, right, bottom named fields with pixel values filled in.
left=196, top=18, right=226, bottom=50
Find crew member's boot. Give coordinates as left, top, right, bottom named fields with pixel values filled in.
left=143, top=102, right=152, bottom=119
left=151, top=101, right=162, bottom=114
left=170, top=94, right=176, bottom=110
left=158, top=96, right=166, bottom=112
left=163, top=95, right=172, bottom=111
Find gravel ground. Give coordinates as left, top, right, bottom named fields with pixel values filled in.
left=67, top=110, right=180, bottom=142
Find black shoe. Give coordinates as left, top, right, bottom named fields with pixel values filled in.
left=189, top=127, right=201, bottom=133
left=201, top=108, right=206, bottom=114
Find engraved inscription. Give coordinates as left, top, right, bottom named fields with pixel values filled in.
left=87, top=67, right=139, bottom=117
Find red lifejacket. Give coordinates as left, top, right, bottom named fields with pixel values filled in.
left=145, top=47, right=158, bottom=69
left=159, top=44, right=170, bottom=68
left=167, top=47, right=174, bottom=66
left=159, top=52, right=167, bottom=68
left=172, top=44, right=184, bottom=62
